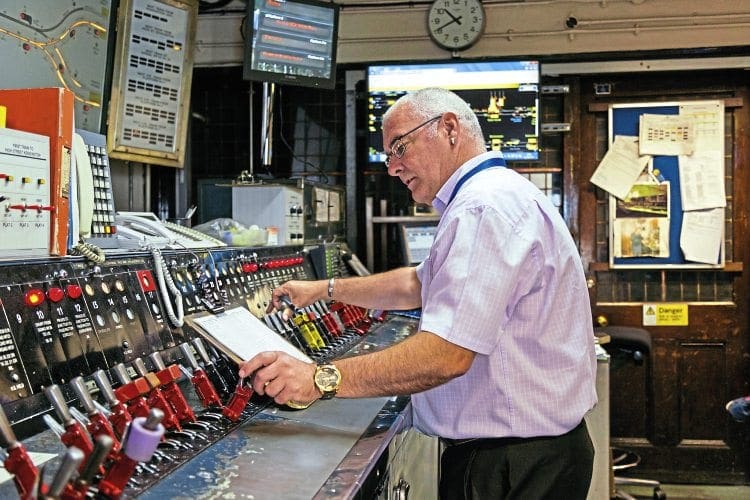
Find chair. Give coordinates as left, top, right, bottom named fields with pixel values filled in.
left=595, top=326, right=666, bottom=500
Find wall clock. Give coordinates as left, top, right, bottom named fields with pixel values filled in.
left=427, top=0, right=486, bottom=51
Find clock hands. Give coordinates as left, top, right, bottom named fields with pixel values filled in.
left=436, top=9, right=463, bottom=31
left=444, top=9, right=463, bottom=25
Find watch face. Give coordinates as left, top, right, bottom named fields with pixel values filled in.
left=427, top=0, right=486, bottom=50
left=315, top=365, right=340, bottom=391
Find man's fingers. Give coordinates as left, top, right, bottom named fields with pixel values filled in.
left=238, top=351, right=276, bottom=378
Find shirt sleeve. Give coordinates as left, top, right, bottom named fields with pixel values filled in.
left=419, top=205, right=543, bottom=355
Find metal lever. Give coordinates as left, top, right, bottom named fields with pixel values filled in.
left=192, top=338, right=231, bottom=398
left=78, top=434, right=114, bottom=486
left=112, top=364, right=133, bottom=386
left=111, top=364, right=152, bottom=420
left=92, top=369, right=134, bottom=441
left=149, top=351, right=167, bottom=371
left=46, top=447, right=85, bottom=498
left=98, top=409, right=165, bottom=499
left=70, top=377, right=97, bottom=416
left=44, top=385, right=74, bottom=427
left=131, top=358, right=150, bottom=379
left=43, top=385, right=94, bottom=473
left=179, top=343, right=199, bottom=371
left=180, top=343, right=223, bottom=409
left=70, top=376, right=121, bottom=458
left=92, top=370, right=119, bottom=407
left=0, top=404, right=39, bottom=499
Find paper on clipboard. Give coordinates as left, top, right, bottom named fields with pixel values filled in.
left=190, top=307, right=312, bottom=364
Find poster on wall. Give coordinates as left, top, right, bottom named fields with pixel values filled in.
left=106, top=0, right=198, bottom=168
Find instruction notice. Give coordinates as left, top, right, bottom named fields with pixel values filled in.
left=643, top=303, right=689, bottom=326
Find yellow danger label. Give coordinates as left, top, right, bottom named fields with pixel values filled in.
left=643, top=303, right=688, bottom=326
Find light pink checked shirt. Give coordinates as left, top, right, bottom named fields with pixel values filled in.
left=413, top=151, right=597, bottom=439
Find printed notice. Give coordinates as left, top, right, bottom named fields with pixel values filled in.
left=643, top=303, right=689, bottom=326
left=117, top=0, right=190, bottom=153
left=680, top=208, right=724, bottom=265
left=639, top=114, right=695, bottom=156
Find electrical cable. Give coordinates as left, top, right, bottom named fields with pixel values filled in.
left=70, top=242, right=106, bottom=264
left=151, top=246, right=185, bottom=328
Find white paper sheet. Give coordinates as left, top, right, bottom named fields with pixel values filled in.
left=680, top=208, right=724, bottom=264
left=313, top=187, right=329, bottom=223
left=639, top=113, right=695, bottom=156
left=679, top=152, right=726, bottom=211
left=192, top=307, right=311, bottom=363
left=589, top=135, right=650, bottom=199
left=328, top=190, right=341, bottom=222
left=679, top=101, right=723, bottom=154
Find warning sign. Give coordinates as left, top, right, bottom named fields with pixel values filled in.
left=643, top=303, right=689, bottom=326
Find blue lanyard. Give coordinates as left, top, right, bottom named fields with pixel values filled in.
left=447, top=157, right=506, bottom=205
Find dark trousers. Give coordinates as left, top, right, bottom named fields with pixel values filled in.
left=439, top=420, right=594, bottom=500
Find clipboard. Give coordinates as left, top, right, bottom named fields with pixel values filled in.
left=187, top=307, right=312, bottom=365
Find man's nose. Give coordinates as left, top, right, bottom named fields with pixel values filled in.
left=387, top=157, right=403, bottom=176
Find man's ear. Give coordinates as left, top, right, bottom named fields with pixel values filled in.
left=440, top=112, right=460, bottom=138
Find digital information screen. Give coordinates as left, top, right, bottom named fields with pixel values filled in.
left=245, top=0, right=338, bottom=88
left=368, top=61, right=540, bottom=163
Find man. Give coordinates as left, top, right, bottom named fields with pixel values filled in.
left=239, top=87, right=597, bottom=499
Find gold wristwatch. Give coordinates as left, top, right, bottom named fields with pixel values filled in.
left=314, top=363, right=341, bottom=399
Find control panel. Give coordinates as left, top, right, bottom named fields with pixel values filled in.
left=0, top=242, right=384, bottom=498
left=0, top=128, right=52, bottom=257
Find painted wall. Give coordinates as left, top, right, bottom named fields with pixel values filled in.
left=194, top=0, right=750, bottom=67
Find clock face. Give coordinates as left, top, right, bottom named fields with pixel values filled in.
left=427, top=0, right=486, bottom=51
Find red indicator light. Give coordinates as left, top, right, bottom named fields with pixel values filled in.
left=24, top=289, right=45, bottom=307
left=66, top=284, right=83, bottom=299
left=47, top=287, right=65, bottom=303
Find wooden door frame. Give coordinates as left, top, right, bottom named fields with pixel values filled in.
left=563, top=70, right=750, bottom=483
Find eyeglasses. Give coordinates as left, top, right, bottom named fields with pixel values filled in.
left=384, top=115, right=442, bottom=168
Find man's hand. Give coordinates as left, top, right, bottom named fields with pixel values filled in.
left=238, top=351, right=320, bottom=407
left=267, top=280, right=326, bottom=318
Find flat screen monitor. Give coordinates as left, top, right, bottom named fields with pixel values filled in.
left=400, top=222, right=438, bottom=266
left=243, top=0, right=340, bottom=89
left=368, top=60, right=540, bottom=163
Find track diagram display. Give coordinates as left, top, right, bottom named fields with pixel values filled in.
left=0, top=1, right=114, bottom=132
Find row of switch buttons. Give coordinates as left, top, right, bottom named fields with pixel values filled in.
left=0, top=173, right=46, bottom=185
left=24, top=285, right=83, bottom=306
left=241, top=256, right=304, bottom=273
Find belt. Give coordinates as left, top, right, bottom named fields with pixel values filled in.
left=441, top=419, right=586, bottom=448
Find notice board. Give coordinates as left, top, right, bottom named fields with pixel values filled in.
left=607, top=101, right=725, bottom=269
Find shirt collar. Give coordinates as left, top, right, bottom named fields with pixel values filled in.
left=432, top=151, right=503, bottom=215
